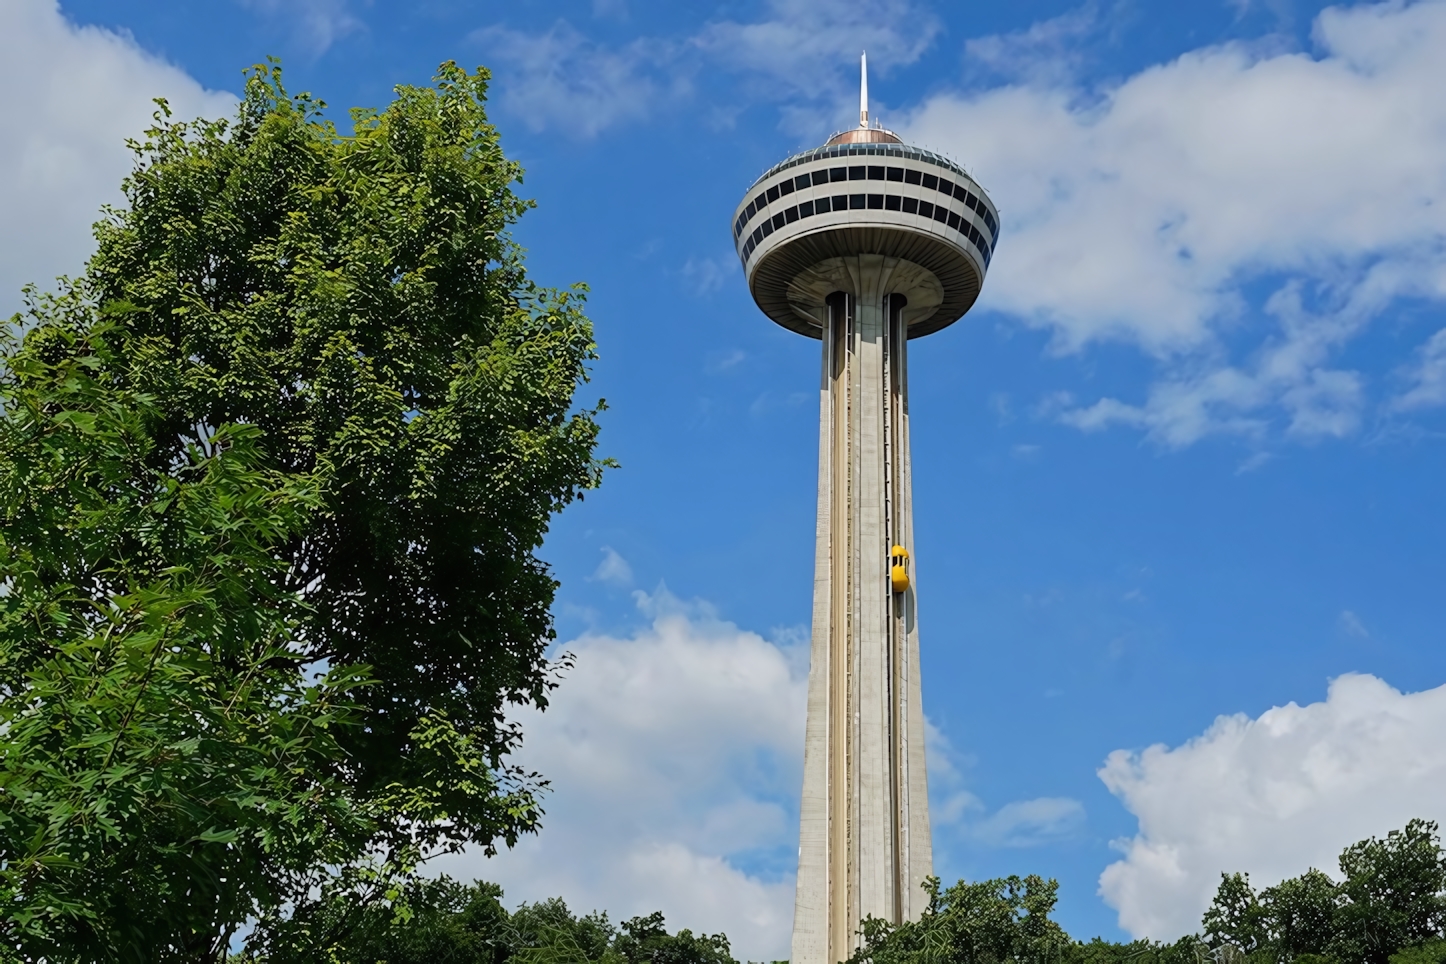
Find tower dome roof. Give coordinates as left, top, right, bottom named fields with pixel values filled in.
left=825, top=127, right=903, bottom=146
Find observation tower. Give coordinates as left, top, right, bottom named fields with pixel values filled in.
left=731, top=55, right=997, bottom=964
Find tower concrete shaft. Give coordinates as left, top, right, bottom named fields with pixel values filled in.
left=793, top=256, right=932, bottom=964
left=730, top=59, right=996, bottom=961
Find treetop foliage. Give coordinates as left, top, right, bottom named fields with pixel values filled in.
left=1202, top=819, right=1446, bottom=964
left=846, top=820, right=1446, bottom=964
left=262, top=876, right=738, bottom=964
left=0, top=59, right=606, bottom=961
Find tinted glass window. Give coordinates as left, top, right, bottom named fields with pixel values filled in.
left=849, top=166, right=866, bottom=180
left=887, top=167, right=904, bottom=181
left=761, top=220, right=774, bottom=237
left=868, top=166, right=885, bottom=180
left=933, top=206, right=948, bottom=223
left=902, top=197, right=919, bottom=214
left=849, top=194, right=866, bottom=209
left=816, top=197, right=831, bottom=213
left=772, top=213, right=786, bottom=229
left=766, top=185, right=780, bottom=203
left=985, top=211, right=998, bottom=234
left=918, top=201, right=934, bottom=218
left=752, top=226, right=764, bottom=244
left=938, top=178, right=954, bottom=195
left=968, top=224, right=981, bottom=244
left=947, top=211, right=961, bottom=229
left=814, top=170, right=831, bottom=186
left=830, top=167, right=848, bottom=182
left=746, top=201, right=756, bottom=218
left=795, top=174, right=811, bottom=190
left=885, top=195, right=901, bottom=211
left=779, top=179, right=794, bottom=196
left=904, top=169, right=921, bottom=185
left=785, top=206, right=799, bottom=223
left=833, top=194, right=848, bottom=210
left=921, top=174, right=938, bottom=190
left=867, top=194, right=884, bottom=209
left=963, top=192, right=977, bottom=211
left=735, top=216, right=744, bottom=237
left=755, top=193, right=766, bottom=210
left=800, top=200, right=815, bottom=217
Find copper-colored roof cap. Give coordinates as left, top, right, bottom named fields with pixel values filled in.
left=826, top=127, right=904, bottom=146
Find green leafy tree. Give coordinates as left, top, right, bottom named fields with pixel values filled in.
left=1198, top=820, right=1446, bottom=964
left=1259, top=870, right=1339, bottom=962
left=0, top=328, right=370, bottom=962
left=262, top=876, right=515, bottom=964
left=1062, top=937, right=1199, bottom=964
left=1333, top=820, right=1446, bottom=964
left=1204, top=874, right=1269, bottom=954
left=266, top=878, right=737, bottom=964
left=1389, top=941, right=1446, bottom=964
left=612, top=912, right=736, bottom=964
left=848, top=875, right=1074, bottom=964
left=511, top=898, right=622, bottom=964
left=0, top=59, right=605, bottom=961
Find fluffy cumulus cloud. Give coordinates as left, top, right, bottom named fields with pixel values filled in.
left=0, top=0, right=234, bottom=317
left=431, top=590, right=807, bottom=962
left=474, top=0, right=937, bottom=139
left=1098, top=673, right=1446, bottom=939
left=901, top=0, right=1446, bottom=446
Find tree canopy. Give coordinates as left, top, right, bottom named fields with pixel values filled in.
left=1202, top=820, right=1446, bottom=964
left=262, top=876, right=739, bottom=964
left=0, top=60, right=605, bottom=961
left=845, top=820, right=1446, bottom=964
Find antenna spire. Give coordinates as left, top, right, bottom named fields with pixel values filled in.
left=859, top=51, right=869, bottom=128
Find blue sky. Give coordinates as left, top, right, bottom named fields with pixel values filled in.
left=6, top=0, right=1446, bottom=958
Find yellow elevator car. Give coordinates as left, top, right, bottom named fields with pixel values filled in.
left=890, top=545, right=910, bottom=593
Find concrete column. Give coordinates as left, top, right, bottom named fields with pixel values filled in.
left=792, top=256, right=933, bottom=964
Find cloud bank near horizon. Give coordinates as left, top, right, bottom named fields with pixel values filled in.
left=1099, top=673, right=1446, bottom=939
left=432, top=589, right=808, bottom=962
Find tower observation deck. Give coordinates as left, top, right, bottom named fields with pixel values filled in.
left=731, top=55, right=997, bottom=964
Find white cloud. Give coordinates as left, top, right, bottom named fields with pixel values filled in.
left=237, top=0, right=361, bottom=54
left=963, top=8, right=1098, bottom=86
left=928, top=721, right=1086, bottom=849
left=1391, top=327, right=1446, bottom=412
left=901, top=0, right=1446, bottom=445
left=591, top=546, right=634, bottom=587
left=0, top=0, right=235, bottom=318
left=431, top=590, right=806, bottom=961
left=1098, top=673, right=1446, bottom=940
left=706, top=349, right=747, bottom=373
left=476, top=0, right=938, bottom=139
left=681, top=255, right=732, bottom=296
left=972, top=797, right=1087, bottom=848
left=695, top=0, right=939, bottom=118
left=472, top=22, right=684, bottom=138
left=1338, top=609, right=1369, bottom=639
